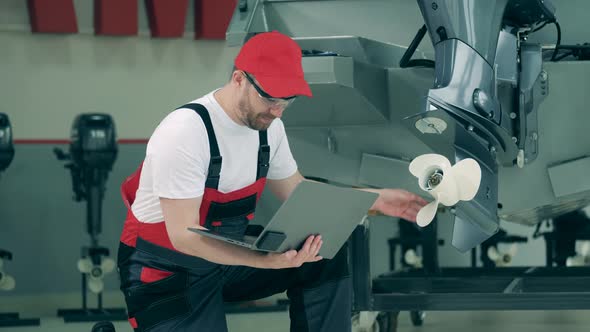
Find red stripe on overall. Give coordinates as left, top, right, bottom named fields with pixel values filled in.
left=118, top=164, right=266, bottom=251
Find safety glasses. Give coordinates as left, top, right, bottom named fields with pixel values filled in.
left=243, top=72, right=296, bottom=109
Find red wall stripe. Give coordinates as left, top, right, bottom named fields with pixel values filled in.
left=27, top=0, right=78, bottom=34
left=14, top=139, right=70, bottom=145
left=145, top=0, right=189, bottom=38
left=195, top=0, right=237, bottom=40
left=117, top=139, right=149, bottom=144
left=94, top=0, right=138, bottom=36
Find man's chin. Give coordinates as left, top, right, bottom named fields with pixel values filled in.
left=249, top=118, right=274, bottom=131
left=252, top=123, right=271, bottom=131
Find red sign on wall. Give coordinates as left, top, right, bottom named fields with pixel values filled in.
left=95, top=0, right=138, bottom=36
left=195, top=0, right=238, bottom=39
left=145, top=0, right=189, bottom=38
left=26, top=0, right=238, bottom=40
left=28, top=0, right=78, bottom=34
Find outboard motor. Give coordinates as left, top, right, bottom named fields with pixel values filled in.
left=0, top=113, right=14, bottom=173
left=54, top=113, right=126, bottom=323
left=0, top=113, right=40, bottom=327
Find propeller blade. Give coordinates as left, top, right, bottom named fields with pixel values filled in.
left=409, top=154, right=451, bottom=179
left=404, top=249, right=422, bottom=267
left=0, top=275, right=15, bottom=291
left=77, top=258, right=93, bottom=274
left=404, top=249, right=418, bottom=264
left=101, top=258, right=116, bottom=274
left=88, top=278, right=104, bottom=294
left=566, top=255, right=585, bottom=267
left=431, top=174, right=459, bottom=206
left=487, top=246, right=501, bottom=261
left=417, top=197, right=439, bottom=227
left=508, top=243, right=518, bottom=257
left=450, top=158, right=482, bottom=201
left=416, top=258, right=423, bottom=268
left=404, top=249, right=423, bottom=268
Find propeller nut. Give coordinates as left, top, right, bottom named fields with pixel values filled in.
left=425, top=169, right=444, bottom=190
left=90, top=266, right=103, bottom=278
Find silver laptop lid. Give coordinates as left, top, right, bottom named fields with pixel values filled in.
left=254, top=180, right=378, bottom=259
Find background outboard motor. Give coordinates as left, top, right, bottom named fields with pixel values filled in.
left=54, top=113, right=126, bottom=323
left=0, top=113, right=40, bottom=327
left=0, top=113, right=14, bottom=173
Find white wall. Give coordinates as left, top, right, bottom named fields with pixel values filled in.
left=1, top=32, right=238, bottom=139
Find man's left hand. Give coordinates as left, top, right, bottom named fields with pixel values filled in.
left=371, top=189, right=429, bottom=222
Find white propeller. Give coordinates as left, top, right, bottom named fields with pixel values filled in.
left=409, top=153, right=482, bottom=227
left=403, top=249, right=423, bottom=268
left=0, top=258, right=15, bottom=291
left=77, top=257, right=116, bottom=294
left=487, top=244, right=518, bottom=267
left=566, top=241, right=590, bottom=267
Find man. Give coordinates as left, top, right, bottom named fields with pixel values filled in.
left=117, top=31, right=428, bottom=331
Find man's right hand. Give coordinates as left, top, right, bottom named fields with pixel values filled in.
left=260, top=235, right=323, bottom=269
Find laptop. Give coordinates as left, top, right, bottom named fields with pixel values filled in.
left=187, top=180, right=379, bottom=259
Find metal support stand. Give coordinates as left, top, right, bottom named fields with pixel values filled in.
left=386, top=219, right=443, bottom=327
left=350, top=219, right=590, bottom=332
left=387, top=219, right=443, bottom=272
left=55, top=168, right=126, bottom=322
left=350, top=221, right=399, bottom=331
left=351, top=221, right=372, bottom=312
left=0, top=249, right=40, bottom=328
left=0, top=313, right=40, bottom=328
left=542, top=232, right=590, bottom=267
left=540, top=211, right=590, bottom=267
left=56, top=247, right=127, bottom=322
left=476, top=229, right=528, bottom=268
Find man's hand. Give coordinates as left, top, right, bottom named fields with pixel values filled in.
left=260, top=235, right=323, bottom=269
left=371, top=189, right=429, bottom=222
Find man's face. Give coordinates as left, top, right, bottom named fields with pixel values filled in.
left=236, top=72, right=295, bottom=131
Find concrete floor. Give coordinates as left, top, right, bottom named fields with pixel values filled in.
left=4, top=310, right=590, bottom=331
left=2, top=291, right=590, bottom=331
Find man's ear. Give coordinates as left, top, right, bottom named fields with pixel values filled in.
left=231, top=70, right=245, bottom=86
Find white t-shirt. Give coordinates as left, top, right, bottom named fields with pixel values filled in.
left=131, top=90, right=298, bottom=223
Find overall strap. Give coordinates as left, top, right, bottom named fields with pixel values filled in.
left=179, top=103, right=270, bottom=186
left=178, top=103, right=222, bottom=189
left=257, top=130, right=270, bottom=180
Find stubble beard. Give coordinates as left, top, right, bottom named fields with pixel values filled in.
left=238, top=98, right=274, bottom=131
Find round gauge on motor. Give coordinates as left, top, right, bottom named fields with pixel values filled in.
left=415, top=117, right=447, bottom=134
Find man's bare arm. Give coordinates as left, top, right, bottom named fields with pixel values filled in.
left=160, top=196, right=322, bottom=269
left=266, top=170, right=305, bottom=202
left=266, top=170, right=427, bottom=221
left=160, top=196, right=268, bottom=267
left=267, top=170, right=380, bottom=209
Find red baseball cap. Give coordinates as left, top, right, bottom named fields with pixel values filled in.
left=234, top=31, right=312, bottom=98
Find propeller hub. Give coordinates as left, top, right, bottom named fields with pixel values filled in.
left=91, top=266, right=103, bottom=278
left=426, top=169, right=444, bottom=190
